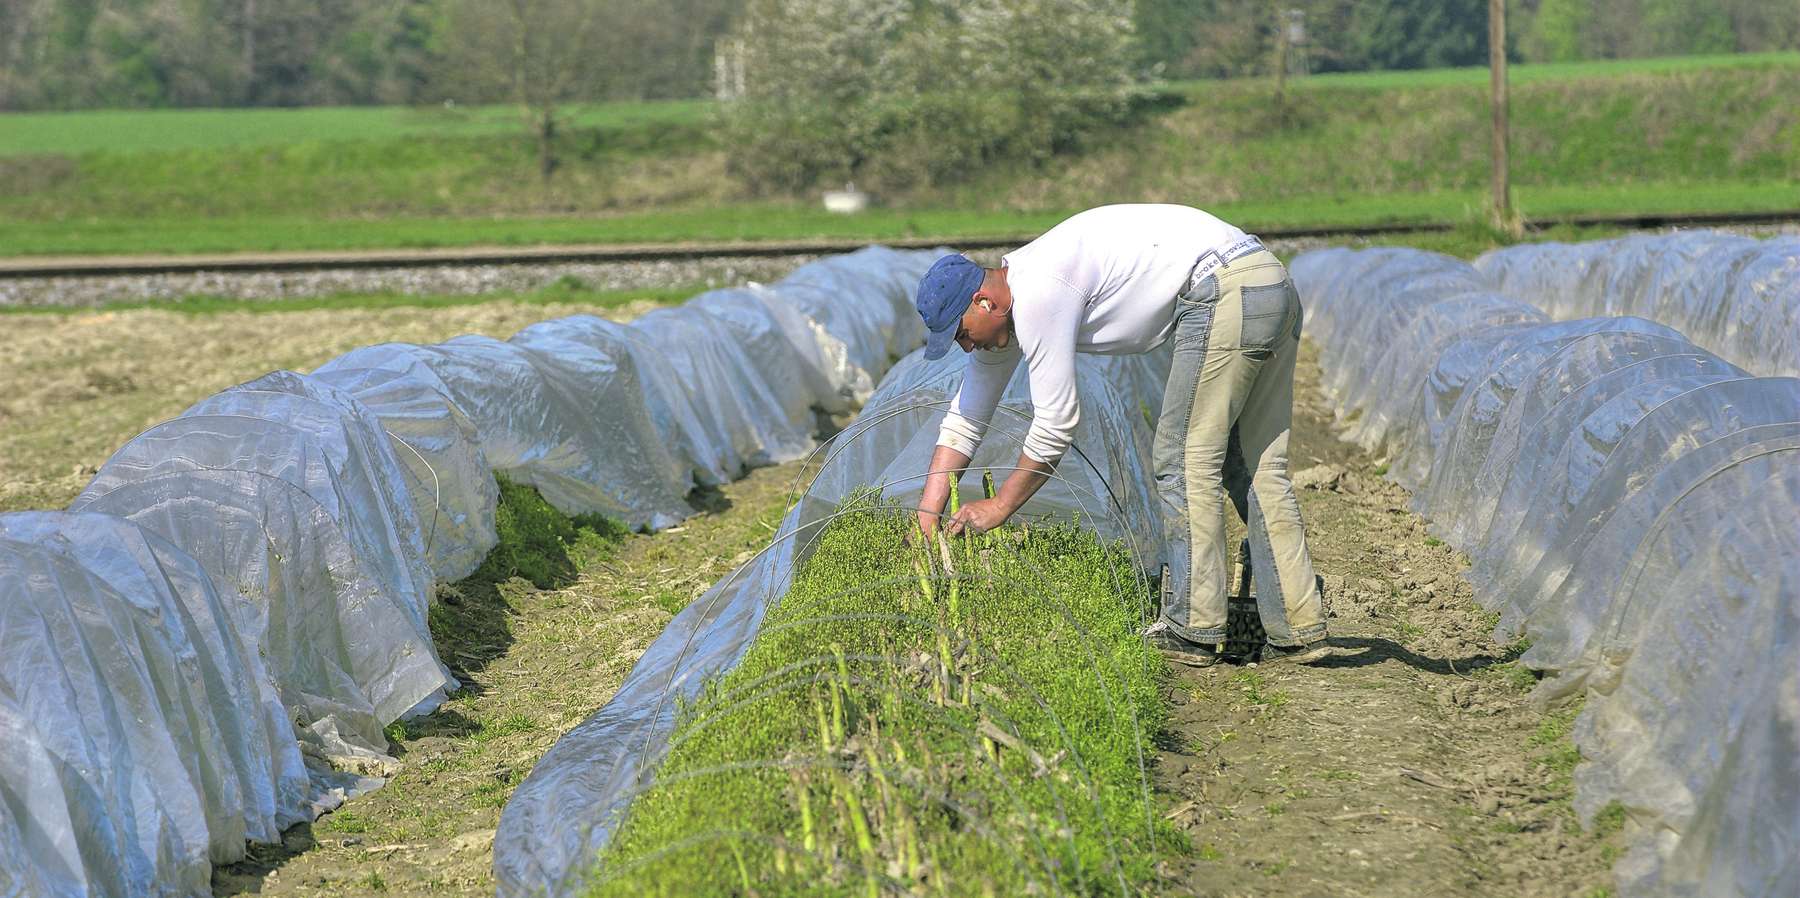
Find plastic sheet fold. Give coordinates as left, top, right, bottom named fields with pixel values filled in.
left=1475, top=373, right=1795, bottom=633
left=1571, top=452, right=1800, bottom=897
left=324, top=336, right=694, bottom=530
left=1409, top=316, right=1688, bottom=539
left=629, top=305, right=816, bottom=476
left=1518, top=425, right=1800, bottom=698
left=688, top=284, right=848, bottom=415
left=71, top=370, right=462, bottom=754
left=506, top=316, right=718, bottom=495
left=311, top=362, right=500, bottom=582
left=759, top=247, right=935, bottom=406
left=179, top=372, right=438, bottom=627
left=1292, top=243, right=1800, bottom=898
left=74, top=469, right=454, bottom=760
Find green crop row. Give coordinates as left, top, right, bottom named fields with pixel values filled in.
left=590, top=489, right=1176, bottom=896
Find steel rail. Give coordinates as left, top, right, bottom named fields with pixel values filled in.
left=2, top=209, right=1795, bottom=279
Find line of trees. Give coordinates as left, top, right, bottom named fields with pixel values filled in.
left=2, top=0, right=1794, bottom=112
left=0, top=0, right=737, bottom=110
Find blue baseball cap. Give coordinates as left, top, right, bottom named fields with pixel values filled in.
left=916, top=253, right=985, bottom=360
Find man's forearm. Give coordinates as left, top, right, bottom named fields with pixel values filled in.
left=995, top=452, right=1055, bottom=515
left=918, top=444, right=972, bottom=532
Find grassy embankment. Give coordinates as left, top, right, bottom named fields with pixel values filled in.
left=591, top=491, right=1174, bottom=896
left=0, top=52, right=1794, bottom=257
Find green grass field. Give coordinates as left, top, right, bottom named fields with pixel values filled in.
left=1, top=52, right=1794, bottom=257
left=0, top=182, right=1783, bottom=258
left=0, top=99, right=711, bottom=157
left=5, top=53, right=1788, bottom=159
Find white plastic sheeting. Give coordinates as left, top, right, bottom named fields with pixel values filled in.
left=689, top=284, right=843, bottom=416
left=492, top=342, right=1171, bottom=897
left=2, top=246, right=938, bottom=894
left=330, top=334, right=695, bottom=530
left=759, top=246, right=931, bottom=407
left=1569, top=450, right=1800, bottom=897
left=1476, top=231, right=1800, bottom=377
left=71, top=370, right=460, bottom=759
left=0, top=513, right=312, bottom=894
left=310, top=363, right=500, bottom=582
left=1516, top=424, right=1800, bottom=698
left=181, top=372, right=438, bottom=628
left=74, top=448, right=457, bottom=760
left=632, top=305, right=817, bottom=473
left=1290, top=245, right=1800, bottom=898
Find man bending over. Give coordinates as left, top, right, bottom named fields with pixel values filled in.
left=912, top=203, right=1328, bottom=666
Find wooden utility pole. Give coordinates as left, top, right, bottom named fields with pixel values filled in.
left=1489, top=0, right=1518, bottom=235
left=1274, top=7, right=1291, bottom=120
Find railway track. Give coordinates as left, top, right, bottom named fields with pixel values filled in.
left=2, top=209, right=1795, bottom=279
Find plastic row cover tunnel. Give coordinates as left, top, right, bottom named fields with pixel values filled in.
left=1289, top=246, right=1800, bottom=898
left=313, top=247, right=933, bottom=531
left=70, top=370, right=461, bottom=762
left=1474, top=230, right=1800, bottom=377
left=0, top=247, right=936, bottom=894
left=0, top=513, right=312, bottom=895
left=492, top=343, right=1172, bottom=896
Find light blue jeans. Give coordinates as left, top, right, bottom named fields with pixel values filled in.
left=1153, top=249, right=1326, bottom=647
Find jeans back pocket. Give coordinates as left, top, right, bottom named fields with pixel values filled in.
left=1238, top=279, right=1297, bottom=356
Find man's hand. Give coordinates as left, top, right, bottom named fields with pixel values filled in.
left=921, top=448, right=1055, bottom=538
left=945, top=497, right=1011, bottom=536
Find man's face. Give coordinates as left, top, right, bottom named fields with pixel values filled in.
left=955, top=295, right=1011, bottom=353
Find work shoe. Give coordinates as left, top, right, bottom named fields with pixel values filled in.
left=1259, top=638, right=1332, bottom=665
left=1145, top=623, right=1224, bottom=668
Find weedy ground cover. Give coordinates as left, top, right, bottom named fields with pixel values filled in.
left=591, top=490, right=1176, bottom=896
left=466, top=474, right=629, bottom=591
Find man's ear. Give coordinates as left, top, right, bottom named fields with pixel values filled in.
left=974, top=282, right=1001, bottom=313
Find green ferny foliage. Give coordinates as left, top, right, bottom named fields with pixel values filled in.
left=590, top=493, right=1176, bottom=896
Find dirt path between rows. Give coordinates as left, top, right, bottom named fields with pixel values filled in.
left=1149, top=344, right=1619, bottom=898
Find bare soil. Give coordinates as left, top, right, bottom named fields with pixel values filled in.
left=1, top=302, right=1621, bottom=895
left=1148, top=344, right=1619, bottom=898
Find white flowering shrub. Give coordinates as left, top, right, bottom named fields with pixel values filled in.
left=724, top=0, right=1145, bottom=194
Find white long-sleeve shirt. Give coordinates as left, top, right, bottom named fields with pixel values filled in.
left=937, top=204, right=1248, bottom=464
